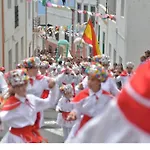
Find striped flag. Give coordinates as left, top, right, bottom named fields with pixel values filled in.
left=82, top=19, right=101, bottom=56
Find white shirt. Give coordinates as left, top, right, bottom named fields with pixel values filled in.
left=102, top=77, right=120, bottom=96
left=73, top=89, right=112, bottom=118
left=116, top=75, right=131, bottom=87
left=56, top=73, right=75, bottom=87
left=0, top=72, right=8, bottom=95
left=68, top=99, right=150, bottom=143
left=26, top=76, right=49, bottom=97
left=0, top=87, right=57, bottom=128
left=56, top=96, right=75, bottom=128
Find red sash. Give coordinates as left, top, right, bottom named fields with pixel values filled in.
left=10, top=125, right=47, bottom=143
left=41, top=90, right=49, bottom=99
left=62, top=112, right=71, bottom=121
left=1, top=96, right=21, bottom=111
left=75, top=115, right=92, bottom=135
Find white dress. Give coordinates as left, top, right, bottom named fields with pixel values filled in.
left=0, top=87, right=57, bottom=143
left=56, top=96, right=75, bottom=128
left=68, top=99, right=150, bottom=143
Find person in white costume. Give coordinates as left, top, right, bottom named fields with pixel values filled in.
left=72, top=67, right=83, bottom=86
left=39, top=61, right=50, bottom=76
left=65, top=65, right=113, bottom=142
left=100, top=55, right=120, bottom=96
left=116, top=62, right=135, bottom=88
left=56, top=84, right=75, bottom=141
left=0, top=72, right=8, bottom=95
left=0, top=69, right=57, bottom=143
left=68, top=60, right=150, bottom=143
left=23, top=57, right=59, bottom=128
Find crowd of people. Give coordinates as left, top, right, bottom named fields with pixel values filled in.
left=0, top=49, right=149, bottom=143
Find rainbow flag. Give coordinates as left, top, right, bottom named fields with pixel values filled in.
left=82, top=19, right=101, bottom=56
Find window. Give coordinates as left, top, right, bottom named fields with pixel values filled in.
left=91, top=6, right=95, bottom=26
left=28, top=2, right=31, bottom=19
left=29, top=46, right=31, bottom=57
left=113, top=49, right=116, bottom=63
left=77, top=3, right=81, bottom=24
left=15, top=42, right=19, bottom=65
left=7, top=0, right=11, bottom=9
left=109, top=43, right=112, bottom=58
left=119, top=56, right=122, bottom=63
left=121, top=0, right=125, bottom=16
left=84, top=5, right=88, bottom=22
left=9, top=49, right=12, bottom=71
left=102, top=32, right=105, bottom=54
left=98, top=25, right=100, bottom=44
left=15, top=2, right=19, bottom=28
left=21, top=37, right=24, bottom=60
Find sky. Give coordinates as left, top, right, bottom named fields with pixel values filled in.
left=38, top=0, right=75, bottom=15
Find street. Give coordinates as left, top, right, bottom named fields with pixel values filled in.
left=0, top=109, right=64, bottom=143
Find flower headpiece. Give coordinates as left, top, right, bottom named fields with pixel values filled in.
left=23, top=57, right=41, bottom=68
left=87, top=65, right=108, bottom=82
left=40, top=61, right=50, bottom=69
left=60, top=84, right=73, bottom=95
left=5, top=69, right=29, bottom=87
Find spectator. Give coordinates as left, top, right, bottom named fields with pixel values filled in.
left=140, top=55, right=146, bottom=63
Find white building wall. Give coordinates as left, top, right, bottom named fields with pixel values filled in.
left=26, top=1, right=33, bottom=57
left=0, top=1, right=2, bottom=66
left=4, top=0, right=26, bottom=71
left=125, top=0, right=150, bottom=66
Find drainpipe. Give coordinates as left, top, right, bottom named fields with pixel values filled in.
left=1, top=0, right=5, bottom=67
left=25, top=1, right=27, bottom=57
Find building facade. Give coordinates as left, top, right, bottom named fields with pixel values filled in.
left=38, top=0, right=97, bottom=57
left=0, top=0, right=37, bottom=71
left=98, top=0, right=150, bottom=67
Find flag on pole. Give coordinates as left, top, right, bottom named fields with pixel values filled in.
left=82, top=19, right=101, bottom=56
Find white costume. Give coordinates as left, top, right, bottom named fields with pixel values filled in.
left=0, top=90, right=56, bottom=143
left=102, top=77, right=120, bottom=96
left=0, top=72, right=8, bottom=95
left=56, top=96, right=75, bottom=140
left=68, top=61, right=150, bottom=143
left=66, top=88, right=113, bottom=142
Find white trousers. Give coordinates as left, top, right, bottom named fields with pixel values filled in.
left=63, top=127, right=72, bottom=141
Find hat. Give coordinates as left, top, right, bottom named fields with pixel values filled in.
left=117, top=60, right=150, bottom=134
left=23, top=57, right=41, bottom=68
left=60, top=84, right=73, bottom=95
left=126, top=62, right=134, bottom=68
left=100, top=54, right=110, bottom=65
left=5, top=69, right=29, bottom=87
left=40, top=61, right=49, bottom=69
left=86, top=64, right=108, bottom=82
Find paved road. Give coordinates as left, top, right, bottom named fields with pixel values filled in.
left=0, top=109, right=64, bottom=143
